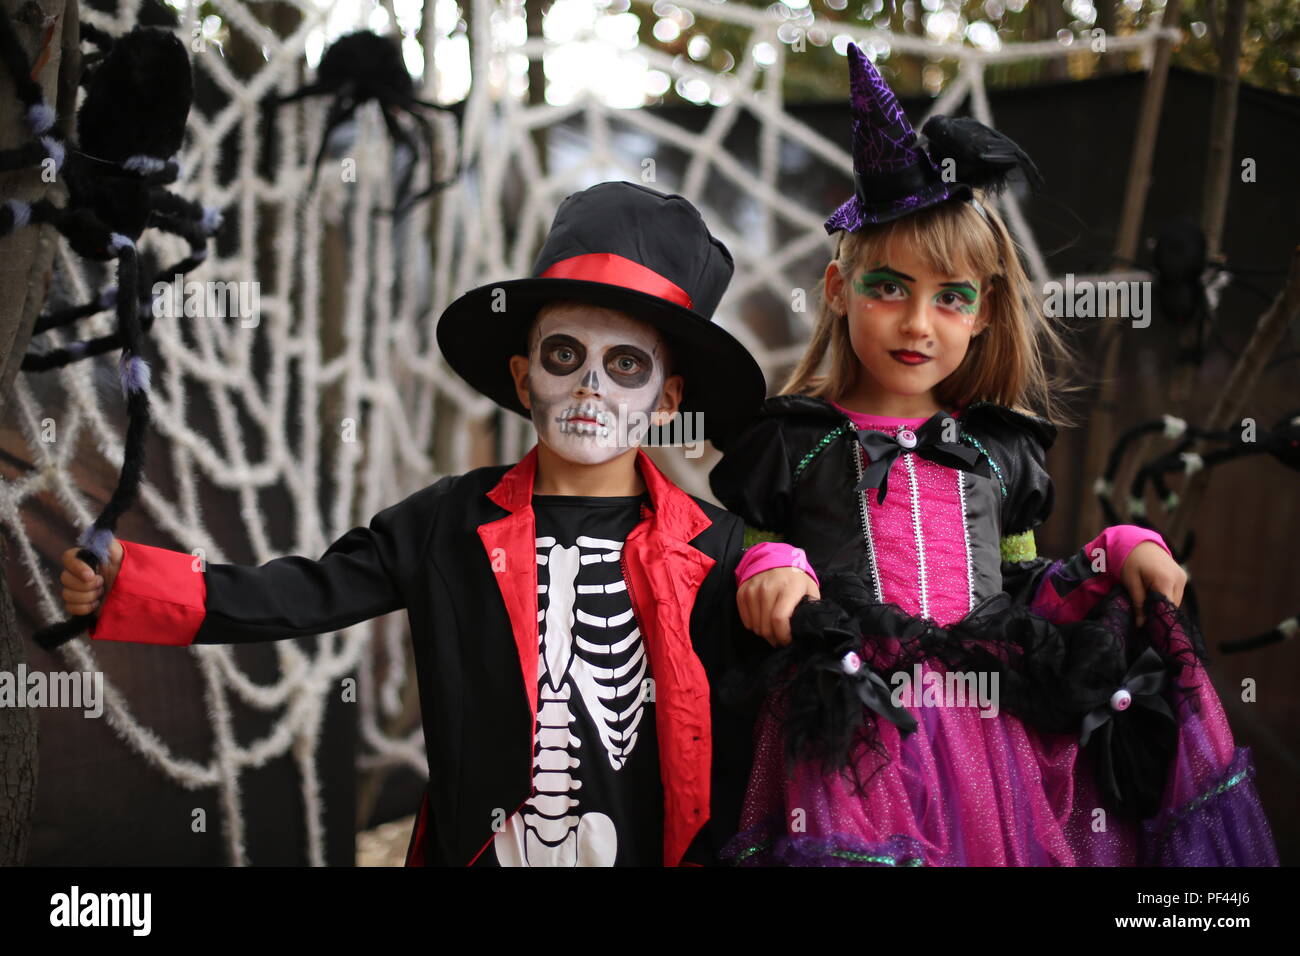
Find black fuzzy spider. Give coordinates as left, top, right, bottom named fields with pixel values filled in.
left=0, top=5, right=223, bottom=648
left=275, top=30, right=466, bottom=218
left=1098, top=409, right=1300, bottom=654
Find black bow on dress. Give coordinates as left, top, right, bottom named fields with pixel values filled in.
left=1079, top=646, right=1175, bottom=749
left=853, top=411, right=985, bottom=504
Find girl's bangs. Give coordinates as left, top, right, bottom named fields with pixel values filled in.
left=843, top=202, right=995, bottom=281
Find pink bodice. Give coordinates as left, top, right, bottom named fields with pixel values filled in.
left=735, top=402, right=1170, bottom=627
left=843, top=409, right=974, bottom=624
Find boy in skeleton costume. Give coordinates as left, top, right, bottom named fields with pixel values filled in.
left=61, top=182, right=773, bottom=866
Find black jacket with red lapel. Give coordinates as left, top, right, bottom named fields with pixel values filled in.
left=95, top=446, right=763, bottom=865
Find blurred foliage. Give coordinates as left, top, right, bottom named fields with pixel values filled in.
left=624, top=0, right=1300, bottom=105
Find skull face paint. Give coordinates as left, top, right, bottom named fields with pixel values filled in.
left=525, top=304, right=670, bottom=465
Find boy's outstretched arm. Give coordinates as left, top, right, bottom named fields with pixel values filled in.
left=60, top=479, right=450, bottom=646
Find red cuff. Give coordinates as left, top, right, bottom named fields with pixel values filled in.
left=736, top=541, right=820, bottom=588
left=89, top=540, right=207, bottom=646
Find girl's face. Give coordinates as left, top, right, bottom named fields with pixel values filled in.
left=826, top=241, right=988, bottom=412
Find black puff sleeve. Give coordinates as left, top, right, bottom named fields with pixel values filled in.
left=1000, top=426, right=1056, bottom=537
left=964, top=406, right=1059, bottom=605
left=708, top=413, right=796, bottom=535
left=963, top=403, right=1058, bottom=537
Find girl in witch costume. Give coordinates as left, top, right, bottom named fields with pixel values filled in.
left=708, top=44, right=1278, bottom=867
left=59, top=181, right=769, bottom=867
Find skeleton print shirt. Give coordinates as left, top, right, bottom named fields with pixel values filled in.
left=487, top=493, right=664, bottom=866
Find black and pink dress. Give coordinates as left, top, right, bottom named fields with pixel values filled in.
left=709, top=394, right=1278, bottom=866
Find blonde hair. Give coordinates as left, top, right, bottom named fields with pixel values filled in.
left=782, top=193, right=1081, bottom=427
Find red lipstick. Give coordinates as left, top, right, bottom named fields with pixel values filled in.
left=890, top=350, right=932, bottom=365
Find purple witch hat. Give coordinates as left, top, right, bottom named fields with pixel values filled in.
left=825, top=42, right=1043, bottom=234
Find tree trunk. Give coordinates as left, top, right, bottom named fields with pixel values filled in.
left=0, top=0, right=79, bottom=866
left=1158, top=0, right=1247, bottom=421
left=1095, top=0, right=1120, bottom=75
left=1071, top=0, right=1181, bottom=545
left=1037, top=0, right=1068, bottom=84
left=1201, top=0, right=1247, bottom=263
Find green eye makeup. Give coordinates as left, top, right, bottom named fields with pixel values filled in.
left=853, top=265, right=979, bottom=312
left=854, top=269, right=904, bottom=298
left=943, top=282, right=980, bottom=314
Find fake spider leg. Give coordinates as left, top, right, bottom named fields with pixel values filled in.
left=78, top=21, right=114, bottom=56
left=1, top=193, right=112, bottom=349
left=34, top=298, right=113, bottom=336
left=147, top=186, right=224, bottom=240
left=0, top=138, right=56, bottom=170
left=306, top=95, right=362, bottom=192
left=143, top=161, right=182, bottom=186
left=31, top=236, right=154, bottom=650
left=23, top=326, right=135, bottom=369
left=1096, top=415, right=1202, bottom=524
left=387, top=106, right=464, bottom=218
left=11, top=199, right=125, bottom=370
left=390, top=157, right=463, bottom=218
left=407, top=96, right=468, bottom=167
left=146, top=246, right=212, bottom=292
left=377, top=105, right=423, bottom=216
left=410, top=97, right=465, bottom=114
left=1116, top=437, right=1197, bottom=528
left=273, top=81, right=332, bottom=106
left=9, top=197, right=140, bottom=362
left=34, top=196, right=222, bottom=340
left=146, top=215, right=215, bottom=289
left=123, top=153, right=182, bottom=185
left=34, top=249, right=194, bottom=337
left=1097, top=411, right=1300, bottom=655
left=0, top=195, right=68, bottom=241
left=30, top=252, right=210, bottom=343
left=1221, top=611, right=1300, bottom=653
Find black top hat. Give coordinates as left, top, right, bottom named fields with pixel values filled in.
left=436, top=181, right=765, bottom=442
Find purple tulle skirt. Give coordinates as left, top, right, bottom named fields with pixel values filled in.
left=722, top=582, right=1279, bottom=867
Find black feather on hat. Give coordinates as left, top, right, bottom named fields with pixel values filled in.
left=826, top=41, right=1043, bottom=232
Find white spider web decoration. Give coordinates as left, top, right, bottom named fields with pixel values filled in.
left=0, top=0, right=1174, bottom=864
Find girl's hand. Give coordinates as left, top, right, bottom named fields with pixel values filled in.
left=1119, top=540, right=1187, bottom=627
left=738, top=567, right=821, bottom=647
left=60, top=538, right=124, bottom=616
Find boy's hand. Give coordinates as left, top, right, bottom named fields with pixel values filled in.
left=738, top=567, right=820, bottom=647
left=60, top=538, right=124, bottom=616
left=1120, top=540, right=1187, bottom=627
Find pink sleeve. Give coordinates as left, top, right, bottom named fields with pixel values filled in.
left=1083, top=524, right=1172, bottom=578
left=735, top=541, right=820, bottom=588
left=1033, top=525, right=1174, bottom=622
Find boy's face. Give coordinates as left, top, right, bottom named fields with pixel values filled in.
left=509, top=303, right=683, bottom=465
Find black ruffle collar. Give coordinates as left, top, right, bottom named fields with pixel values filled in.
left=750, top=394, right=1059, bottom=451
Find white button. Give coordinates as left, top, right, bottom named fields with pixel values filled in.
left=841, top=651, right=863, bottom=675
left=1109, top=688, right=1132, bottom=711
left=897, top=429, right=917, bottom=448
